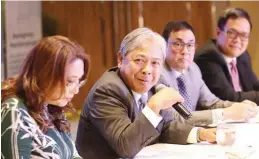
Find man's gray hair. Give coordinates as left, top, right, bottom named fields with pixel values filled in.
left=119, top=27, right=166, bottom=60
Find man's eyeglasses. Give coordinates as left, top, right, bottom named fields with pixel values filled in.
left=168, top=41, right=197, bottom=51
left=127, top=58, right=162, bottom=68
left=66, top=80, right=86, bottom=91
left=222, top=29, right=250, bottom=41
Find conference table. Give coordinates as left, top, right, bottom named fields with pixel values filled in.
left=135, top=122, right=259, bottom=159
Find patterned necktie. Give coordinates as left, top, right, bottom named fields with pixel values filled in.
left=230, top=60, right=241, bottom=92
left=177, top=74, right=192, bottom=111
left=138, top=95, right=147, bottom=112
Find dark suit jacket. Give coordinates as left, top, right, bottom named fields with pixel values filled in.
left=195, top=39, right=259, bottom=105
left=76, top=67, right=193, bottom=159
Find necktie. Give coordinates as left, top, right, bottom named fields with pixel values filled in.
left=138, top=95, right=147, bottom=112
left=177, top=74, right=192, bottom=111
left=230, top=60, right=241, bottom=92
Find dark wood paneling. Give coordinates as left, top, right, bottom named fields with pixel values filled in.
left=142, top=1, right=188, bottom=34
left=42, top=1, right=115, bottom=109
left=140, top=1, right=213, bottom=49
left=189, top=1, right=213, bottom=47
left=42, top=1, right=214, bottom=109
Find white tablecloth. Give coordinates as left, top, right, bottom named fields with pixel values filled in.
left=135, top=123, right=259, bottom=159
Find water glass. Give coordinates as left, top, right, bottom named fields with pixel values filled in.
left=216, top=123, right=237, bottom=158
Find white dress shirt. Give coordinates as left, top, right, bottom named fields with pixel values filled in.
left=131, top=90, right=199, bottom=143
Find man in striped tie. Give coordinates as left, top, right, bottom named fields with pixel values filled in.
left=76, top=27, right=219, bottom=159
left=159, top=20, right=258, bottom=127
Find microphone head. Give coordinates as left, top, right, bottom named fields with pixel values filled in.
left=155, top=84, right=166, bottom=92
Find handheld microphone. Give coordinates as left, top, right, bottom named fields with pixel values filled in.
left=155, top=84, right=192, bottom=120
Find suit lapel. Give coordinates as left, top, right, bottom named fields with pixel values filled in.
left=116, top=68, right=140, bottom=119
left=163, top=63, right=178, bottom=90
left=215, top=50, right=233, bottom=85
left=236, top=58, right=247, bottom=90
left=208, top=40, right=233, bottom=85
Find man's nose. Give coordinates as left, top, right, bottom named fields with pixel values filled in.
left=181, top=44, right=189, bottom=55
left=142, top=62, right=152, bottom=75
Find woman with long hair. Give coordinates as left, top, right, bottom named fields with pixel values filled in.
left=1, top=35, right=90, bottom=159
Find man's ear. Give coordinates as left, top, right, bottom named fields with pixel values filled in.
left=117, top=52, right=123, bottom=67
left=216, top=27, right=221, bottom=37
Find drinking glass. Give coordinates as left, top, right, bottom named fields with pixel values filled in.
left=216, top=123, right=237, bottom=158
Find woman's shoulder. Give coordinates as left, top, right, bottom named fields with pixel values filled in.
left=1, top=97, right=38, bottom=131
left=2, top=97, right=28, bottom=112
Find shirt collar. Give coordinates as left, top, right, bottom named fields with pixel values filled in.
left=131, top=90, right=148, bottom=102
left=222, top=53, right=237, bottom=65
left=216, top=42, right=237, bottom=65
left=170, top=67, right=186, bottom=78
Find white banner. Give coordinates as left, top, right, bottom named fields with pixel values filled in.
left=5, top=1, right=42, bottom=78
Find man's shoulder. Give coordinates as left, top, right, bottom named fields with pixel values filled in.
left=159, top=63, right=176, bottom=85
left=195, top=39, right=225, bottom=66
left=90, top=67, right=131, bottom=97
left=96, top=67, right=125, bottom=87
left=187, top=62, right=202, bottom=78
left=237, top=51, right=251, bottom=63
left=195, top=39, right=221, bottom=60
left=189, top=62, right=200, bottom=72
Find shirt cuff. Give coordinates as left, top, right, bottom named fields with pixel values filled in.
left=187, top=127, right=199, bottom=144
left=212, top=108, right=224, bottom=124
left=142, top=105, right=163, bottom=128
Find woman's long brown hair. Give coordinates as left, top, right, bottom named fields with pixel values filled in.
left=1, top=36, right=90, bottom=132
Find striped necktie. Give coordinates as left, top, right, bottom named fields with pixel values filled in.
left=177, top=74, right=192, bottom=111
left=138, top=95, right=147, bottom=112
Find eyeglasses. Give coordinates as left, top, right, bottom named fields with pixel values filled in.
left=168, top=41, right=197, bottom=51
left=129, top=58, right=162, bottom=68
left=66, top=80, right=86, bottom=91
left=222, top=29, right=250, bottom=41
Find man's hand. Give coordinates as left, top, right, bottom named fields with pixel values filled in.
left=199, top=128, right=216, bottom=143
left=242, top=100, right=257, bottom=107
left=223, top=103, right=258, bottom=121
left=148, top=87, right=184, bottom=115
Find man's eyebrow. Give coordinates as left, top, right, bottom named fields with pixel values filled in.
left=228, top=28, right=250, bottom=34
left=152, top=57, right=162, bottom=61
left=134, top=54, right=146, bottom=58
left=174, top=38, right=184, bottom=42
left=173, top=38, right=195, bottom=43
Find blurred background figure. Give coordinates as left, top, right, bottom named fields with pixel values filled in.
left=1, top=35, right=90, bottom=159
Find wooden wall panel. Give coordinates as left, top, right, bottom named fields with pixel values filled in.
left=42, top=1, right=214, bottom=109
left=42, top=1, right=115, bottom=109
left=189, top=1, right=213, bottom=48
left=142, top=1, right=188, bottom=35
left=139, top=1, right=213, bottom=49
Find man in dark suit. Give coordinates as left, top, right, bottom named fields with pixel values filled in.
left=195, top=8, right=259, bottom=105
left=159, top=20, right=258, bottom=127
left=76, top=28, right=217, bottom=159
